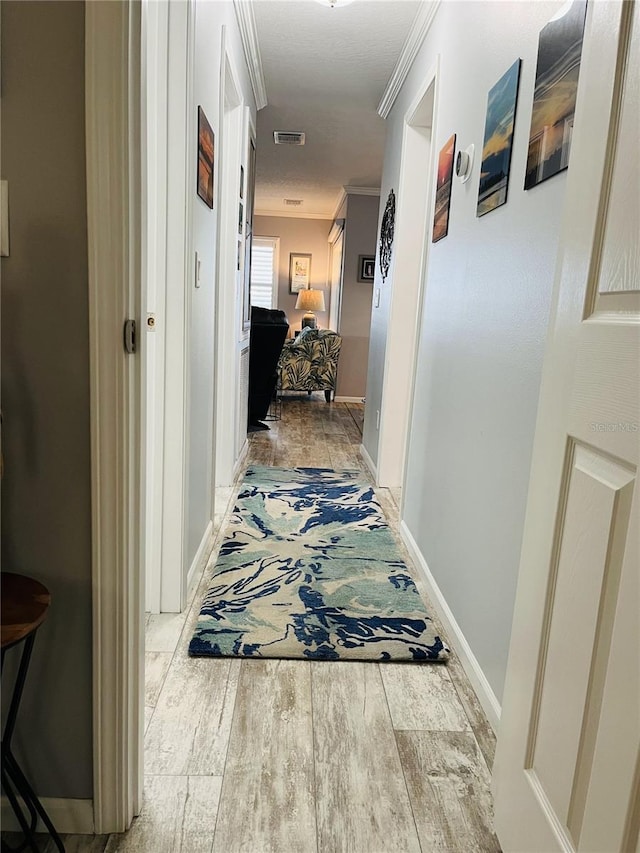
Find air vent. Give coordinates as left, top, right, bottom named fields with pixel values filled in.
left=274, top=131, right=306, bottom=146
left=284, top=199, right=303, bottom=206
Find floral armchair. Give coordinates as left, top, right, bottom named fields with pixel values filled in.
left=277, top=328, right=342, bottom=402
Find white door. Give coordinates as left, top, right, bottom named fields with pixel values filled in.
left=493, top=3, right=640, bottom=852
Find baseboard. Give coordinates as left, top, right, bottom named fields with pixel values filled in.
left=334, top=395, right=365, bottom=403
left=400, top=520, right=501, bottom=733
left=233, top=438, right=249, bottom=481
left=1, top=797, right=94, bottom=834
left=186, top=519, right=214, bottom=598
left=359, top=442, right=378, bottom=482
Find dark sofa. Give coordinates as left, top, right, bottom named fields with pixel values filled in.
left=248, top=306, right=289, bottom=429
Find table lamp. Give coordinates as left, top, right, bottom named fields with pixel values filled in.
left=295, top=288, right=326, bottom=329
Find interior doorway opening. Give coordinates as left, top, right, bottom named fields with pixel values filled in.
left=377, top=66, right=438, bottom=494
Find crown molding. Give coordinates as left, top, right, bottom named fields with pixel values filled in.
left=233, top=1, right=268, bottom=110
left=255, top=208, right=334, bottom=220
left=332, top=188, right=348, bottom=221
left=343, top=186, right=381, bottom=196
left=377, top=0, right=440, bottom=119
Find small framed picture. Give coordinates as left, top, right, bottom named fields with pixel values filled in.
left=358, top=255, right=375, bottom=282
left=197, top=106, right=214, bottom=209
left=289, top=253, right=312, bottom=293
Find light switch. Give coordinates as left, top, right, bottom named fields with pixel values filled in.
left=374, top=288, right=380, bottom=308
left=195, top=251, right=201, bottom=288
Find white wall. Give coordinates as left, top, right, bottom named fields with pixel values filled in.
left=186, top=0, right=256, bottom=567
left=364, top=1, right=571, bottom=704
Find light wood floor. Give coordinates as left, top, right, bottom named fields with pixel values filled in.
left=18, top=396, right=500, bottom=852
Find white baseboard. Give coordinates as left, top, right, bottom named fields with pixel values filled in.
left=400, top=519, right=501, bottom=733
left=233, top=438, right=249, bottom=481
left=1, top=797, right=94, bottom=834
left=186, top=519, right=213, bottom=598
left=334, top=395, right=365, bottom=403
left=359, top=442, right=378, bottom=482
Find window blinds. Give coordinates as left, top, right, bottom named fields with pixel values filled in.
left=250, top=238, right=277, bottom=310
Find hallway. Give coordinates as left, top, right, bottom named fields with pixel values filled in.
left=21, top=398, right=498, bottom=853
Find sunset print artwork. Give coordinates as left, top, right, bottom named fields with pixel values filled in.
left=525, top=0, right=587, bottom=190
left=432, top=133, right=456, bottom=242
left=477, top=59, right=522, bottom=217
left=197, top=106, right=215, bottom=208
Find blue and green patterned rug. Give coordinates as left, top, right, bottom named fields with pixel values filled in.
left=189, top=466, right=449, bottom=662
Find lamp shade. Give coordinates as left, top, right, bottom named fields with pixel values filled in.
left=295, top=288, right=325, bottom=312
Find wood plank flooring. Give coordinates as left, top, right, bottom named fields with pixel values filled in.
left=23, top=396, right=500, bottom=853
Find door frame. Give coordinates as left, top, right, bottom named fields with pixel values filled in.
left=377, top=59, right=439, bottom=490
left=214, top=27, right=245, bottom=488
left=86, top=0, right=143, bottom=832
left=159, top=0, right=195, bottom=612
left=141, top=0, right=169, bottom=615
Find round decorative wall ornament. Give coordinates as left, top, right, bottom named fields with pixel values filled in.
left=379, top=189, right=396, bottom=282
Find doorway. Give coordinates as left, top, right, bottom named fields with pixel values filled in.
left=376, top=64, right=438, bottom=492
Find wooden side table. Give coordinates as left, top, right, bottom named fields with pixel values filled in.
left=1, top=573, right=65, bottom=853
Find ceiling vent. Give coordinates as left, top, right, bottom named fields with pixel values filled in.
left=274, top=131, right=306, bottom=146
left=284, top=199, right=303, bottom=206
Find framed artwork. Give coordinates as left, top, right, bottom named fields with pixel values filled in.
left=358, top=255, right=375, bottom=282
left=289, top=253, right=312, bottom=293
left=477, top=59, right=522, bottom=217
left=433, top=134, right=456, bottom=242
left=379, top=189, right=396, bottom=282
left=197, top=106, right=214, bottom=209
left=525, top=0, right=587, bottom=190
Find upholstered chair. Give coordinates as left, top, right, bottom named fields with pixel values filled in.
left=277, top=328, right=342, bottom=402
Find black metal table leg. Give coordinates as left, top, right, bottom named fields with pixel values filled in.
left=1, top=636, right=65, bottom=853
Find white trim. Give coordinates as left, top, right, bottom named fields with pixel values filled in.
left=1, top=798, right=94, bottom=835
left=214, top=30, right=244, bottom=489
left=327, top=218, right=345, bottom=244
left=233, top=437, right=249, bottom=481
left=378, top=1, right=441, bottom=119
left=334, top=395, right=365, bottom=403
left=160, top=0, right=194, bottom=611
left=86, top=0, right=143, bottom=833
left=359, top=442, right=378, bottom=483
left=254, top=208, right=334, bottom=221
left=186, top=519, right=213, bottom=598
left=343, top=185, right=381, bottom=196
left=331, top=189, right=348, bottom=222
left=141, top=0, right=169, bottom=615
left=378, top=60, right=438, bottom=491
left=232, top=0, right=267, bottom=110
left=400, top=519, right=501, bottom=732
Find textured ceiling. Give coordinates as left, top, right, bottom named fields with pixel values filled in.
left=253, top=0, right=422, bottom=218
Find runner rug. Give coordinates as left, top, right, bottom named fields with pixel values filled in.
left=189, top=465, right=449, bottom=662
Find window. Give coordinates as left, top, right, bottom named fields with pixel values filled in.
left=250, top=236, right=279, bottom=310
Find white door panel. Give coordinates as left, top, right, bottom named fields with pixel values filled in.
left=493, top=1, right=640, bottom=851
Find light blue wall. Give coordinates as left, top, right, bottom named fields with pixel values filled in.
left=186, top=0, right=256, bottom=569
left=364, top=1, right=570, bottom=702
